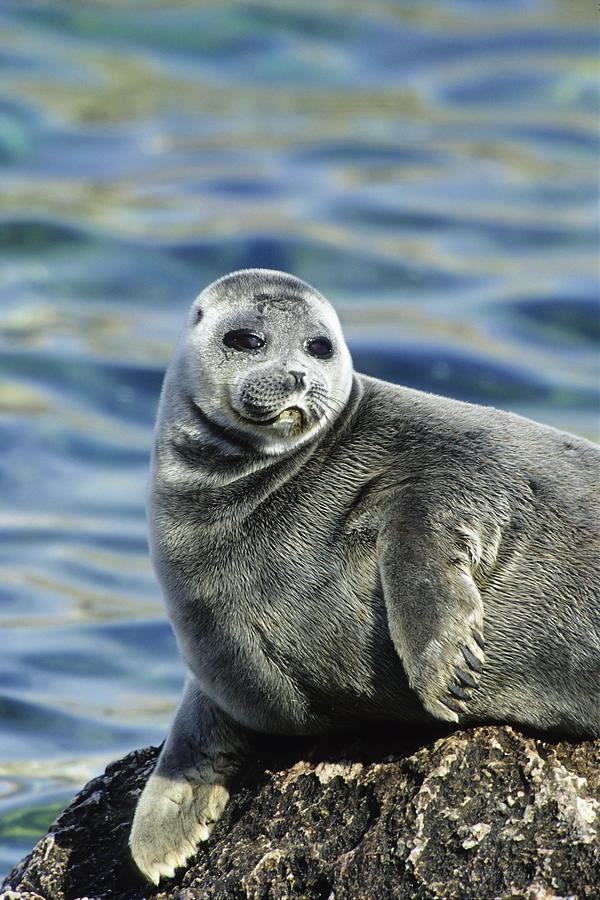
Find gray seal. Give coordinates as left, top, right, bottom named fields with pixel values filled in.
left=130, top=268, right=600, bottom=883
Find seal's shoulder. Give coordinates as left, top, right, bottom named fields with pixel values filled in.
left=356, top=372, right=597, bottom=449
left=350, top=372, right=599, bottom=498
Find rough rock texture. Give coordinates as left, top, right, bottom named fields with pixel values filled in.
left=2, top=725, right=599, bottom=900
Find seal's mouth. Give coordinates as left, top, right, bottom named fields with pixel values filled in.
left=248, top=405, right=306, bottom=429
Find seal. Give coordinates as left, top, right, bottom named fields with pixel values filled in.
left=130, top=268, right=600, bottom=884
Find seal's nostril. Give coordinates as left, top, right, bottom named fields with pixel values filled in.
left=289, top=370, right=306, bottom=387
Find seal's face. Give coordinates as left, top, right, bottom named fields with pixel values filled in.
left=177, top=269, right=353, bottom=456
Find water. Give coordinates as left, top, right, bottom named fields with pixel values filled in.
left=0, top=0, right=598, bottom=880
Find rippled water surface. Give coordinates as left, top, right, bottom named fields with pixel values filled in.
left=1, top=0, right=598, bottom=878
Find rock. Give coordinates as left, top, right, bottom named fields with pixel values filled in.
left=2, top=725, right=599, bottom=900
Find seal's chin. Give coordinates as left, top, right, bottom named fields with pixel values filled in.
left=189, top=397, right=322, bottom=455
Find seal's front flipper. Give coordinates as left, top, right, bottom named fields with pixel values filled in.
left=129, top=677, right=251, bottom=884
left=379, top=521, right=486, bottom=723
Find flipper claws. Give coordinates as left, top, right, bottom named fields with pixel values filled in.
left=461, top=644, right=483, bottom=673
left=454, top=665, right=478, bottom=689
left=471, top=629, right=485, bottom=650
left=447, top=682, right=469, bottom=701
left=441, top=697, right=463, bottom=715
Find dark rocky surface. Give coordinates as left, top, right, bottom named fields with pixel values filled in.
left=2, top=724, right=599, bottom=900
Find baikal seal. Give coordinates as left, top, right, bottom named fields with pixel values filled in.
left=129, top=268, right=600, bottom=884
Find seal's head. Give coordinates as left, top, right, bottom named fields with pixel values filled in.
left=169, top=268, right=353, bottom=456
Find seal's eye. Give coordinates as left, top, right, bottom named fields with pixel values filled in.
left=223, top=330, right=265, bottom=352
left=305, top=336, right=333, bottom=359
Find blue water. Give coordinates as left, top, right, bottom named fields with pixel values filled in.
left=0, top=0, right=598, bottom=879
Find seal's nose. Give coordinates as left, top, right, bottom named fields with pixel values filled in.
left=288, top=370, right=306, bottom=388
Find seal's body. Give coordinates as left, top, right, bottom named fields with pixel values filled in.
left=130, top=269, right=600, bottom=884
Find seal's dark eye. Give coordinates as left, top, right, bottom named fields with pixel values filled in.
left=223, top=330, right=265, bottom=352
left=305, top=336, right=333, bottom=359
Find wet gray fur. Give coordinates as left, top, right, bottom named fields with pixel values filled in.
left=130, top=268, right=600, bottom=884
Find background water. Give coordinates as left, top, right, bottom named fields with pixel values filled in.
left=0, top=0, right=598, bottom=880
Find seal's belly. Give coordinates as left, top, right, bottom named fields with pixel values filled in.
left=169, top=531, right=420, bottom=733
